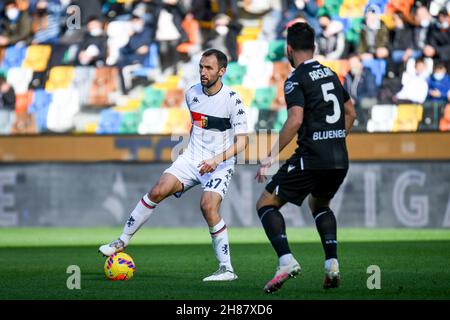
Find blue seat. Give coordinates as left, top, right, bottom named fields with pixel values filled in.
left=0, top=44, right=27, bottom=71
left=96, top=109, right=123, bottom=134
left=132, top=43, right=159, bottom=78
left=362, top=59, right=386, bottom=87
left=28, top=89, right=53, bottom=132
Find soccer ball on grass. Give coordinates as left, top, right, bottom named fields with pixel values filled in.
left=104, top=252, right=135, bottom=280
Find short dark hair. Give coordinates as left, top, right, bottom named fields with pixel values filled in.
left=202, top=49, right=228, bottom=69
left=287, top=22, right=315, bottom=52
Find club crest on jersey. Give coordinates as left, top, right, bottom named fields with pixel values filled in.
left=284, top=81, right=298, bottom=94
left=200, top=115, right=208, bottom=128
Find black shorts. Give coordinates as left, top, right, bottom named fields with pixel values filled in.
left=265, top=164, right=348, bottom=206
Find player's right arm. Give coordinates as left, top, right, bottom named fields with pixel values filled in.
left=344, top=98, right=356, bottom=134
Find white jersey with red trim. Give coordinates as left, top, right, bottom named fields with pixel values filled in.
left=182, top=83, right=248, bottom=164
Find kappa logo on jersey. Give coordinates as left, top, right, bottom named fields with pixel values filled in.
left=284, top=81, right=298, bottom=94
left=235, top=98, right=242, bottom=106
left=229, top=91, right=236, bottom=97
left=192, top=96, right=200, bottom=104
left=236, top=109, right=245, bottom=116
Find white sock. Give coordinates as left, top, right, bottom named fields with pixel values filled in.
left=209, top=219, right=233, bottom=271
left=325, top=258, right=339, bottom=270
left=279, top=253, right=293, bottom=266
left=120, top=194, right=157, bottom=246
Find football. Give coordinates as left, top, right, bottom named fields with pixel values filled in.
left=104, top=252, right=135, bottom=281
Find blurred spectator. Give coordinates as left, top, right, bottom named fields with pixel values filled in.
left=117, top=15, right=153, bottom=93
left=424, top=9, right=450, bottom=67
left=344, top=54, right=378, bottom=108
left=0, top=0, right=32, bottom=46
left=315, top=13, right=345, bottom=60
left=426, top=61, right=450, bottom=103
left=155, top=0, right=187, bottom=76
left=394, top=58, right=429, bottom=104
left=277, top=0, right=319, bottom=38
left=218, top=0, right=238, bottom=19
left=0, top=74, right=16, bottom=135
left=77, top=16, right=107, bottom=66
left=413, top=5, right=433, bottom=55
left=204, top=13, right=241, bottom=62
left=390, top=11, right=421, bottom=66
left=358, top=5, right=389, bottom=60
left=70, top=0, right=102, bottom=26
left=132, top=0, right=162, bottom=40
left=31, top=0, right=62, bottom=44
left=257, top=0, right=283, bottom=41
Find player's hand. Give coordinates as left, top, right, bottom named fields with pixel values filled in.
left=198, top=158, right=219, bottom=176
left=255, top=157, right=273, bottom=183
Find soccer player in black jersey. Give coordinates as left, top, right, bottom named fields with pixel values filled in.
left=255, top=22, right=356, bottom=293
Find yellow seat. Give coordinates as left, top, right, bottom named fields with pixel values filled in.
left=45, top=66, right=75, bottom=91
left=22, top=45, right=52, bottom=72
left=84, top=122, right=98, bottom=134
left=392, top=104, right=423, bottom=132
left=152, top=75, right=180, bottom=90
left=231, top=85, right=255, bottom=108
left=162, top=108, right=191, bottom=134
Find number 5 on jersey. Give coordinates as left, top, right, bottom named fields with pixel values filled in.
left=321, top=82, right=341, bottom=124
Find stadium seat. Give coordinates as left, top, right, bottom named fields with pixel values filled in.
left=22, top=45, right=52, bottom=72
left=0, top=44, right=27, bottom=71
left=15, top=91, right=34, bottom=114
left=362, top=59, right=386, bottom=87
left=45, top=66, right=75, bottom=91
left=232, top=85, right=255, bottom=108
left=345, top=17, right=364, bottom=45
left=162, top=108, right=191, bottom=134
left=243, top=61, right=273, bottom=88
left=71, top=67, right=96, bottom=107
left=255, top=109, right=278, bottom=130
left=140, top=87, right=166, bottom=110
left=46, top=89, right=81, bottom=133
left=88, top=67, right=119, bottom=107
left=339, top=0, right=366, bottom=18
left=274, top=108, right=288, bottom=131
left=392, top=104, right=423, bottom=132
left=152, top=75, right=180, bottom=90
left=96, top=108, right=123, bottom=134
left=266, top=40, right=286, bottom=62
left=176, top=15, right=201, bottom=55
left=418, top=102, right=442, bottom=131
left=132, top=43, right=159, bottom=78
left=222, top=62, right=247, bottom=86
left=366, top=104, right=397, bottom=132
left=439, top=104, right=450, bottom=131
left=320, top=59, right=350, bottom=83
left=119, top=112, right=140, bottom=134
left=11, top=112, right=37, bottom=134
left=72, top=111, right=100, bottom=133
left=318, top=0, right=343, bottom=17
left=6, top=67, right=33, bottom=94
left=28, top=89, right=52, bottom=132
left=162, top=88, right=184, bottom=108
left=238, top=40, right=269, bottom=66
left=251, top=87, right=276, bottom=109
left=138, top=108, right=169, bottom=134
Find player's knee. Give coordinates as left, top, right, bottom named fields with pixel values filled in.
left=149, top=184, right=168, bottom=203
left=200, top=199, right=216, bottom=215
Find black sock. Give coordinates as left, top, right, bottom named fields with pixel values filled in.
left=257, top=206, right=291, bottom=258
left=312, top=207, right=337, bottom=260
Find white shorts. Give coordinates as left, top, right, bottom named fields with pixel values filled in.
left=163, top=155, right=235, bottom=199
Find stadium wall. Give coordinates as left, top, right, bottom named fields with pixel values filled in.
left=0, top=162, right=449, bottom=228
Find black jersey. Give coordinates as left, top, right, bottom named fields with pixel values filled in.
left=284, top=59, right=351, bottom=170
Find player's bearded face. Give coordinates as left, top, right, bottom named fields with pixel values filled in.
left=199, top=56, right=224, bottom=88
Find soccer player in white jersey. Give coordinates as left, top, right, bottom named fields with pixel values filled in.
left=99, top=49, right=249, bottom=281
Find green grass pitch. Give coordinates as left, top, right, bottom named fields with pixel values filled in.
left=0, top=227, right=449, bottom=300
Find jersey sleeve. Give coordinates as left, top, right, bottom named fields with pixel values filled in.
left=229, top=93, right=248, bottom=135
left=284, top=78, right=305, bottom=109
left=342, top=86, right=351, bottom=103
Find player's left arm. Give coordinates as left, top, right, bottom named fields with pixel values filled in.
left=343, top=87, right=356, bottom=134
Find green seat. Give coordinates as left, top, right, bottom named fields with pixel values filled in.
left=251, top=87, right=276, bottom=110
left=273, top=108, right=288, bottom=131
left=140, top=87, right=166, bottom=111
left=317, top=0, right=343, bottom=17
left=346, top=17, right=364, bottom=45
left=266, top=40, right=285, bottom=62
left=119, top=112, right=140, bottom=134
left=222, top=62, right=246, bottom=86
